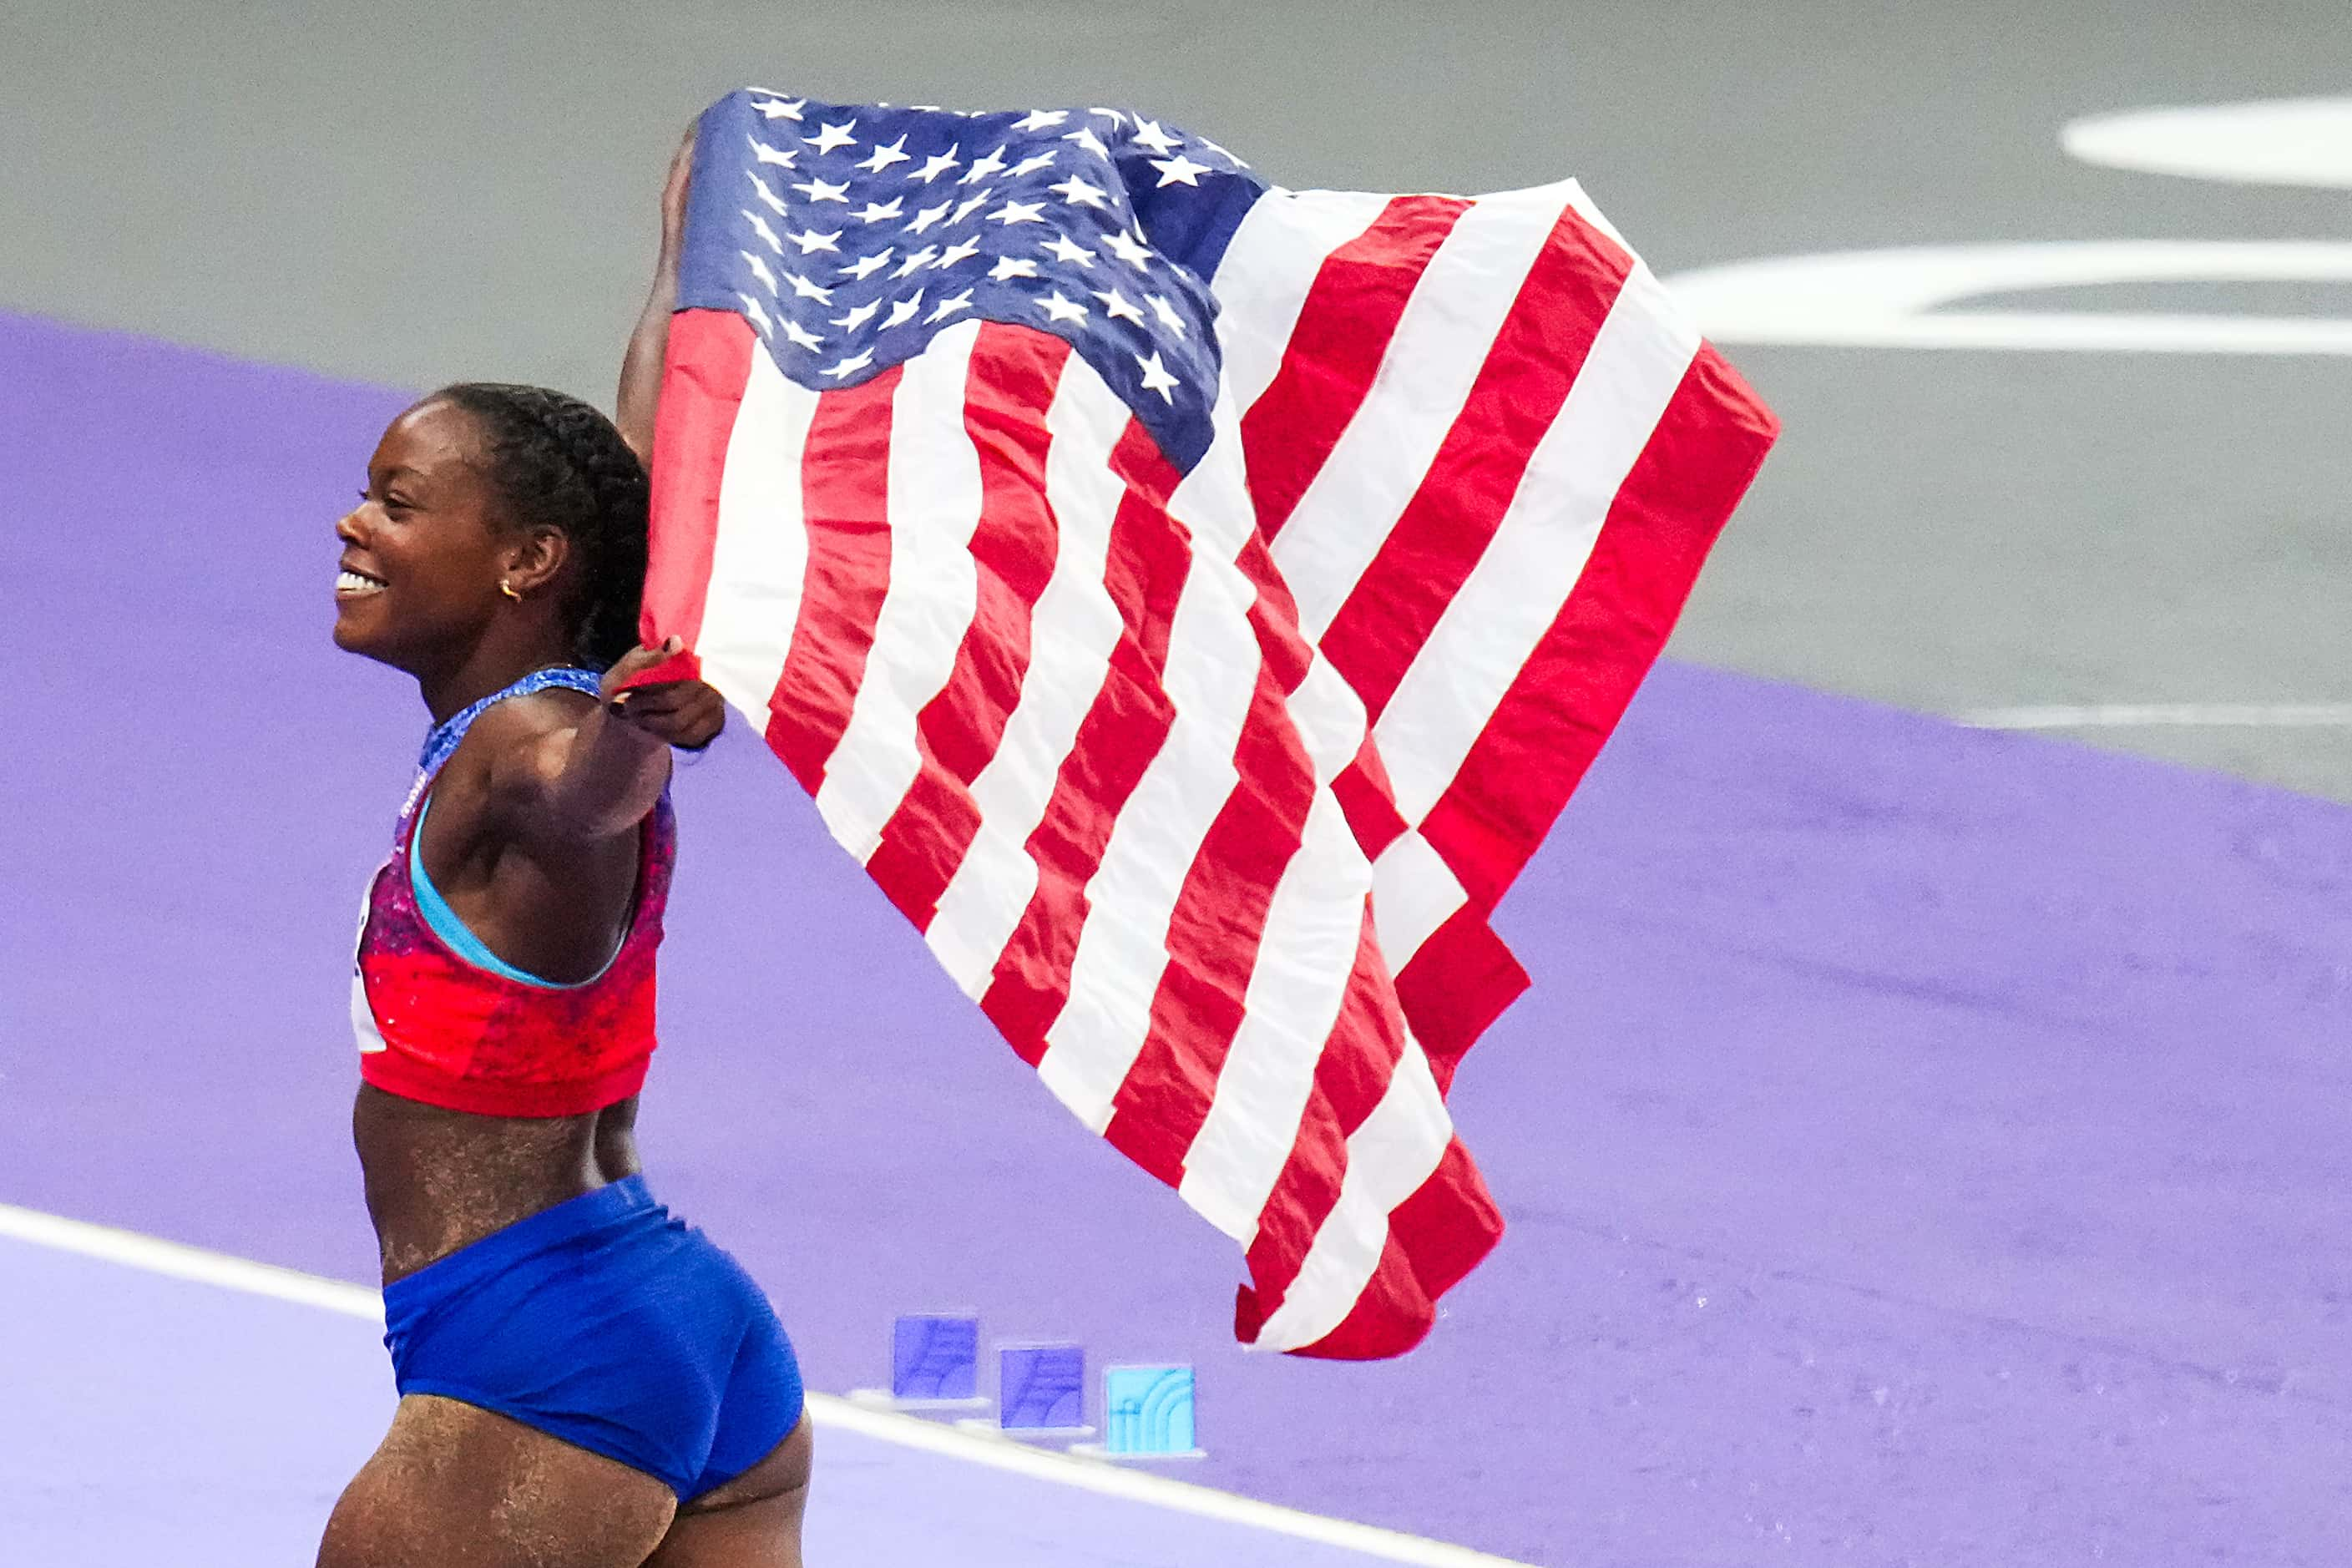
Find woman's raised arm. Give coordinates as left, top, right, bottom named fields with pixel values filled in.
left=615, top=128, right=695, bottom=466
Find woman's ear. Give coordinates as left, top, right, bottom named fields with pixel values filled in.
left=504, top=527, right=571, bottom=599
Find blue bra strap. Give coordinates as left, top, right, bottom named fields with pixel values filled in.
left=419, top=667, right=604, bottom=774
left=407, top=665, right=616, bottom=990
left=409, top=788, right=611, bottom=989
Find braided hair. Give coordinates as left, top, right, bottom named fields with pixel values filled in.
left=432, top=382, right=649, bottom=670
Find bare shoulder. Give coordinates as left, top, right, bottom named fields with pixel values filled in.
left=440, top=686, right=600, bottom=815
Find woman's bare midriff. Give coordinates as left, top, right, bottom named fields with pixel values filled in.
left=354, top=1084, right=644, bottom=1284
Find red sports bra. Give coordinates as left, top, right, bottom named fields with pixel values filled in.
left=351, top=670, right=675, bottom=1117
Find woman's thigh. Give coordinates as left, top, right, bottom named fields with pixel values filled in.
left=316, top=1393, right=679, bottom=1568
left=641, top=1416, right=814, bottom=1568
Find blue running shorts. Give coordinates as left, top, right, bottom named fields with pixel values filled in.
left=382, top=1176, right=804, bottom=1498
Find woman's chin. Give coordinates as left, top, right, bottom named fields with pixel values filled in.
left=331, top=599, right=393, bottom=659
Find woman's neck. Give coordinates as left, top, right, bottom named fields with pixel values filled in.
left=417, top=627, right=581, bottom=725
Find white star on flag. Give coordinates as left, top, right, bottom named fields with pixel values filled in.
left=748, top=135, right=797, bottom=168
left=1100, top=230, right=1152, bottom=269
left=1130, top=117, right=1181, bottom=154
left=748, top=172, right=789, bottom=215
left=857, top=135, right=912, bottom=174
left=788, top=226, right=841, bottom=255
left=1092, top=287, right=1145, bottom=324
left=1134, top=348, right=1180, bottom=401
left=806, top=119, right=857, bottom=154
left=1150, top=153, right=1211, bottom=187
left=742, top=210, right=783, bottom=252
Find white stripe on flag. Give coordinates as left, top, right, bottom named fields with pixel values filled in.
left=815, top=321, right=986, bottom=862
left=1177, top=787, right=1371, bottom=1241
left=698, top=341, right=819, bottom=720
left=1375, top=263, right=1700, bottom=824
left=1369, top=829, right=1467, bottom=968
left=1271, top=182, right=1574, bottom=641
left=924, top=357, right=1125, bottom=995
left=1034, top=415, right=1265, bottom=1130
left=1209, top=190, right=1395, bottom=416
left=1252, top=1039, right=1453, bottom=1353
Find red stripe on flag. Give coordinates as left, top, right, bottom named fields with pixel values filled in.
left=1315, top=202, right=1636, bottom=720
left=760, top=368, right=903, bottom=792
left=1331, top=736, right=1409, bottom=862
left=1231, top=913, right=1412, bottom=1339
left=979, top=422, right=1193, bottom=1064
left=1100, top=525, right=1323, bottom=1181
left=867, top=327, right=1071, bottom=928
left=1391, top=906, right=1529, bottom=1095
left=1102, top=665, right=1318, bottom=1183
left=1238, top=195, right=1471, bottom=540
left=1419, top=345, right=1778, bottom=911
left=1287, top=1136, right=1501, bottom=1359
left=640, top=308, right=757, bottom=663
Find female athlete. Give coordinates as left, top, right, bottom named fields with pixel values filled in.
left=316, top=134, right=811, bottom=1566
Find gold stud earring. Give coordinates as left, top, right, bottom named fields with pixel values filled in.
left=499, top=580, right=523, bottom=601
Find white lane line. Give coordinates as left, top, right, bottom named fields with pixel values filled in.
left=0, top=1201, right=1531, bottom=1568
left=1958, top=703, right=2352, bottom=731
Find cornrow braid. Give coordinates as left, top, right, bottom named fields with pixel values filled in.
left=432, top=382, right=650, bottom=670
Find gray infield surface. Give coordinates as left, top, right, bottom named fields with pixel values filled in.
left=4, top=0, right=2349, bottom=792
left=3, top=3, right=2349, bottom=1565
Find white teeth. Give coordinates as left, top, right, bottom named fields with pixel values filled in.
left=336, top=570, right=384, bottom=595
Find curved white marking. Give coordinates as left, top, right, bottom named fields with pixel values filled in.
left=1665, top=241, right=2352, bottom=354
left=2062, top=98, right=2352, bottom=190
left=0, top=1201, right=1532, bottom=1566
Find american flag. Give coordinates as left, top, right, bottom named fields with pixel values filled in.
left=641, top=89, right=1777, bottom=1358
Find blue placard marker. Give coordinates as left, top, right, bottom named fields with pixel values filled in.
left=999, top=1343, right=1088, bottom=1433
left=849, top=1313, right=992, bottom=1413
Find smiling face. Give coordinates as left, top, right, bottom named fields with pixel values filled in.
left=332, top=399, right=538, bottom=675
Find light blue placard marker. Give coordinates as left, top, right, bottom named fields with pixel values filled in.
left=1097, top=1363, right=1205, bottom=1458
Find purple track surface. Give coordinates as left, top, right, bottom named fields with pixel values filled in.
left=3, top=310, right=2347, bottom=1565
